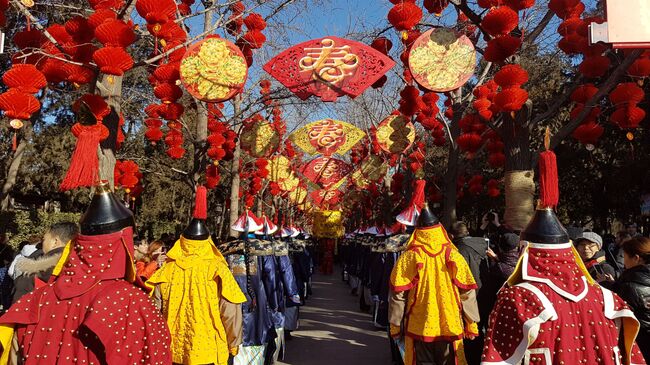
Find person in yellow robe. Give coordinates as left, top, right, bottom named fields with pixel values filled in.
left=148, top=186, right=247, bottom=365
left=389, top=203, right=480, bottom=365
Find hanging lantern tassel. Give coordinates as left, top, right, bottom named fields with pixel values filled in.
left=12, top=131, right=17, bottom=152
left=60, top=123, right=109, bottom=191
left=538, top=128, right=559, bottom=209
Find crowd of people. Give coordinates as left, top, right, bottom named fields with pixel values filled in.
left=338, top=209, right=650, bottom=365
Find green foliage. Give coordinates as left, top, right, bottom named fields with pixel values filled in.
left=0, top=210, right=80, bottom=248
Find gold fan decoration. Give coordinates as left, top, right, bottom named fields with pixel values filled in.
left=180, top=37, right=248, bottom=102
left=409, top=28, right=476, bottom=92
left=289, top=119, right=365, bottom=156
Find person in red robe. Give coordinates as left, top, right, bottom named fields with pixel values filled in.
left=481, top=143, right=646, bottom=365
left=0, top=182, right=171, bottom=364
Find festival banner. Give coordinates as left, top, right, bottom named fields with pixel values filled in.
left=264, top=36, right=395, bottom=102
left=289, top=118, right=365, bottom=156
left=301, top=156, right=352, bottom=190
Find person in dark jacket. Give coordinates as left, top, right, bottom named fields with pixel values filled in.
left=612, top=236, right=650, bottom=361
left=451, top=221, right=489, bottom=365
left=12, top=222, right=78, bottom=303
left=575, top=231, right=617, bottom=286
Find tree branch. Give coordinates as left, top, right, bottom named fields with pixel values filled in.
left=10, top=0, right=72, bottom=56
left=523, top=9, right=554, bottom=46
left=550, top=49, right=642, bottom=149
left=449, top=0, right=491, bottom=41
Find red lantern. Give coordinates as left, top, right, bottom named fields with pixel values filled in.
left=0, top=89, right=41, bottom=120
left=484, top=35, right=522, bottom=63
left=481, top=6, right=519, bottom=37
left=628, top=57, right=650, bottom=78
left=95, top=19, right=136, bottom=47
left=609, top=82, right=645, bottom=106
left=154, top=83, right=183, bottom=103
left=457, top=133, right=482, bottom=158
left=494, top=64, right=529, bottom=88
left=93, top=46, right=134, bottom=76
left=488, top=152, right=506, bottom=168
left=65, top=16, right=94, bottom=43
left=494, top=87, right=528, bottom=112
left=423, top=0, right=449, bottom=15
left=72, top=94, right=110, bottom=122
left=610, top=106, right=645, bottom=129
left=487, top=179, right=501, bottom=197
left=578, top=55, right=610, bottom=78
left=570, top=83, right=598, bottom=103
left=240, top=30, right=266, bottom=49
left=135, top=0, right=177, bottom=24
left=243, top=13, right=266, bottom=31
left=87, top=9, right=118, bottom=29
left=504, top=0, right=535, bottom=10
left=572, top=121, right=604, bottom=145
left=2, top=64, right=47, bottom=94
left=387, top=2, right=423, bottom=31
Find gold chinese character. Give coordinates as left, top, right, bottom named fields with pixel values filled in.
left=299, top=38, right=359, bottom=86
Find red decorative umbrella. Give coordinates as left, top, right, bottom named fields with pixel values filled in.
left=264, top=36, right=395, bottom=102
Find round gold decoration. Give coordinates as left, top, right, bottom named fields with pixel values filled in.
left=180, top=36, right=248, bottom=102
left=240, top=121, right=280, bottom=158
left=9, top=119, right=24, bottom=129
left=409, top=28, right=476, bottom=92
left=374, top=114, right=416, bottom=154
left=269, top=155, right=292, bottom=182
left=351, top=155, right=388, bottom=188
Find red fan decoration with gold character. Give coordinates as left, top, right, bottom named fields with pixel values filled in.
left=310, top=189, right=342, bottom=208
left=264, top=36, right=396, bottom=102
left=301, top=157, right=352, bottom=190
left=409, top=28, right=476, bottom=92
left=180, top=36, right=248, bottom=102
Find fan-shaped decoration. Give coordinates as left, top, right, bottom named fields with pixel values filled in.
left=0, top=89, right=41, bottom=120
left=2, top=64, right=46, bottom=93
left=351, top=155, right=388, bottom=189
left=240, top=120, right=281, bottom=158
left=289, top=118, right=365, bottom=156
left=301, top=157, right=352, bottom=190
left=409, top=28, right=476, bottom=92
left=374, top=114, right=416, bottom=154
left=180, top=36, right=248, bottom=102
left=264, top=36, right=396, bottom=102
left=231, top=210, right=264, bottom=233
left=310, top=189, right=342, bottom=208
left=93, top=46, right=134, bottom=76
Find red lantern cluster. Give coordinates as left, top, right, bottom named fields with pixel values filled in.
left=92, top=11, right=136, bottom=77
left=399, top=85, right=421, bottom=117
left=0, top=64, right=46, bottom=134
left=472, top=80, right=499, bottom=121
left=478, top=2, right=525, bottom=63
left=457, top=133, right=482, bottom=159
left=487, top=179, right=501, bottom=197
left=481, top=6, right=519, bottom=38
left=229, top=3, right=267, bottom=66
left=207, top=103, right=237, bottom=162
left=370, top=37, right=393, bottom=89
left=628, top=50, right=650, bottom=79
left=569, top=83, right=603, bottom=146
left=114, top=160, right=142, bottom=192
left=468, top=175, right=484, bottom=195
left=416, top=92, right=440, bottom=129
left=136, top=0, right=189, bottom=159
left=406, top=142, right=426, bottom=173
left=487, top=137, right=505, bottom=168
left=609, top=82, right=646, bottom=129
left=459, top=113, right=486, bottom=134
left=493, top=64, right=529, bottom=112
left=241, top=158, right=270, bottom=208
left=177, top=0, right=195, bottom=16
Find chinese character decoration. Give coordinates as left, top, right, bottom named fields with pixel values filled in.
left=264, top=36, right=396, bottom=102
left=374, top=114, right=416, bottom=154
left=289, top=119, right=365, bottom=157
left=409, top=28, right=476, bottom=92
left=180, top=36, right=248, bottom=102
left=301, top=157, right=352, bottom=191
left=310, top=189, right=343, bottom=209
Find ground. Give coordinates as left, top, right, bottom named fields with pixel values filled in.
left=278, top=271, right=392, bottom=365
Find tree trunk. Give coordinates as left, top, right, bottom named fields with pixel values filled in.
left=228, top=96, right=243, bottom=237
left=96, top=73, right=124, bottom=190
left=1, top=122, right=33, bottom=211
left=191, top=9, right=213, bottom=186
left=501, top=105, right=535, bottom=231
left=441, top=91, right=464, bottom=227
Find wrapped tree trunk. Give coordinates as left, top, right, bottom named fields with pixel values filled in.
left=501, top=102, right=535, bottom=231
left=228, top=96, right=243, bottom=238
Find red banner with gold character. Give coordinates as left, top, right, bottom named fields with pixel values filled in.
left=301, top=156, right=352, bottom=190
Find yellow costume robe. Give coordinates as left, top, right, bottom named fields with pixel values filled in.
left=147, top=236, right=247, bottom=365
left=389, top=224, right=479, bottom=365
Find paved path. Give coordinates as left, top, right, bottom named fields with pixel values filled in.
left=278, top=272, right=392, bottom=365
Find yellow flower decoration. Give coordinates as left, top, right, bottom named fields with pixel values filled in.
left=180, top=38, right=247, bottom=101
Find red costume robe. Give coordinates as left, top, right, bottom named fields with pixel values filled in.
left=481, top=242, right=646, bottom=365
left=0, top=227, right=171, bottom=365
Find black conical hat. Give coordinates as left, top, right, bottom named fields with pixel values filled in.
left=520, top=207, right=569, bottom=244
left=416, top=203, right=439, bottom=228
left=80, top=182, right=135, bottom=236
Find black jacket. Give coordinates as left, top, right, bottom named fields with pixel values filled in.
left=584, top=251, right=617, bottom=284
left=613, top=264, right=650, bottom=335
left=12, top=246, right=64, bottom=303
left=453, top=236, right=489, bottom=290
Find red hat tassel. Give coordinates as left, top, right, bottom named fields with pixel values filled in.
left=539, top=128, right=559, bottom=209
left=60, top=123, right=109, bottom=191
left=194, top=185, right=207, bottom=219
